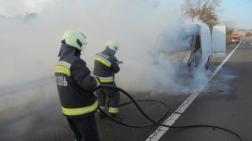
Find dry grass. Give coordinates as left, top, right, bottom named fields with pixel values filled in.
left=244, top=36, right=252, bottom=39
left=226, top=34, right=233, bottom=44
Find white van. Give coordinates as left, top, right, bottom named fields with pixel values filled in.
left=152, top=24, right=226, bottom=72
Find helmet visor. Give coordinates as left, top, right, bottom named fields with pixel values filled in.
left=81, top=45, right=86, bottom=55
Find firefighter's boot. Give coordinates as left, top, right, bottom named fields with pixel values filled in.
left=97, top=106, right=105, bottom=119
left=110, top=113, right=123, bottom=121
left=98, top=112, right=105, bottom=119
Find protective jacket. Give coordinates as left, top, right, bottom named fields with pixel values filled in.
left=93, top=48, right=120, bottom=82
left=55, top=44, right=100, bottom=119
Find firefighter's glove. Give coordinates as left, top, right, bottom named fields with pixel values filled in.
left=94, top=77, right=101, bottom=90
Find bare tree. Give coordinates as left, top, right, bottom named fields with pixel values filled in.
left=221, top=20, right=237, bottom=43
left=222, top=20, right=237, bottom=35
left=181, top=0, right=220, bottom=33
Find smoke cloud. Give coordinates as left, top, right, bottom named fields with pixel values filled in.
left=0, top=0, right=209, bottom=93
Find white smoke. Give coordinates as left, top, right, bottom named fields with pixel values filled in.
left=0, top=0, right=209, bottom=94
left=0, top=0, right=64, bottom=17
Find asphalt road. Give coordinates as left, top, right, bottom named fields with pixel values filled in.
left=160, top=38, right=252, bottom=141
left=0, top=38, right=252, bottom=141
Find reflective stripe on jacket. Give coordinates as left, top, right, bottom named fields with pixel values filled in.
left=97, top=76, right=113, bottom=83
left=54, top=61, right=71, bottom=76
left=62, top=101, right=98, bottom=116
left=95, top=56, right=111, bottom=67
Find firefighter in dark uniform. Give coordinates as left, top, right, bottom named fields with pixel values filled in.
left=54, top=29, right=100, bottom=141
left=93, top=40, right=123, bottom=121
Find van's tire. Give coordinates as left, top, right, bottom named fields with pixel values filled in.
left=205, top=57, right=210, bottom=70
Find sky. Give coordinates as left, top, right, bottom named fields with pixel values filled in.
left=218, top=0, right=252, bottom=30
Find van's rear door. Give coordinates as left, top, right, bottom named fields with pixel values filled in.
left=211, top=25, right=226, bottom=57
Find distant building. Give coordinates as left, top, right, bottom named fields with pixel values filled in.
left=233, top=29, right=251, bottom=37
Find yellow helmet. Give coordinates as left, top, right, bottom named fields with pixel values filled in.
left=106, top=40, right=119, bottom=52
left=61, top=29, right=87, bottom=50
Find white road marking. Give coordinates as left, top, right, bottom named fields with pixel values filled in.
left=145, top=41, right=242, bottom=141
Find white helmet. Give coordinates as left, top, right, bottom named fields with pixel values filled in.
left=61, top=29, right=87, bottom=50
left=106, top=40, right=119, bottom=53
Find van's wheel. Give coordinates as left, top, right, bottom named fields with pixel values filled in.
left=205, top=57, right=210, bottom=70
left=205, top=61, right=209, bottom=70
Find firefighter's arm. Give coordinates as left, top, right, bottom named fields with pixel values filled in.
left=111, top=56, right=120, bottom=73
left=71, top=60, right=100, bottom=90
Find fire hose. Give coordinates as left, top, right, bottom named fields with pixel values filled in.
left=98, top=84, right=244, bottom=141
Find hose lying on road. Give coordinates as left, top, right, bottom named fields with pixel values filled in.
left=98, top=84, right=245, bottom=141
left=108, top=99, right=170, bottom=128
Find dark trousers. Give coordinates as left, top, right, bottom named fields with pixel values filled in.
left=96, top=82, right=120, bottom=108
left=66, top=114, right=100, bottom=141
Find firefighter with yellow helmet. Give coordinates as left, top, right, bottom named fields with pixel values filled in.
left=93, top=40, right=123, bottom=121
left=54, top=29, right=100, bottom=141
